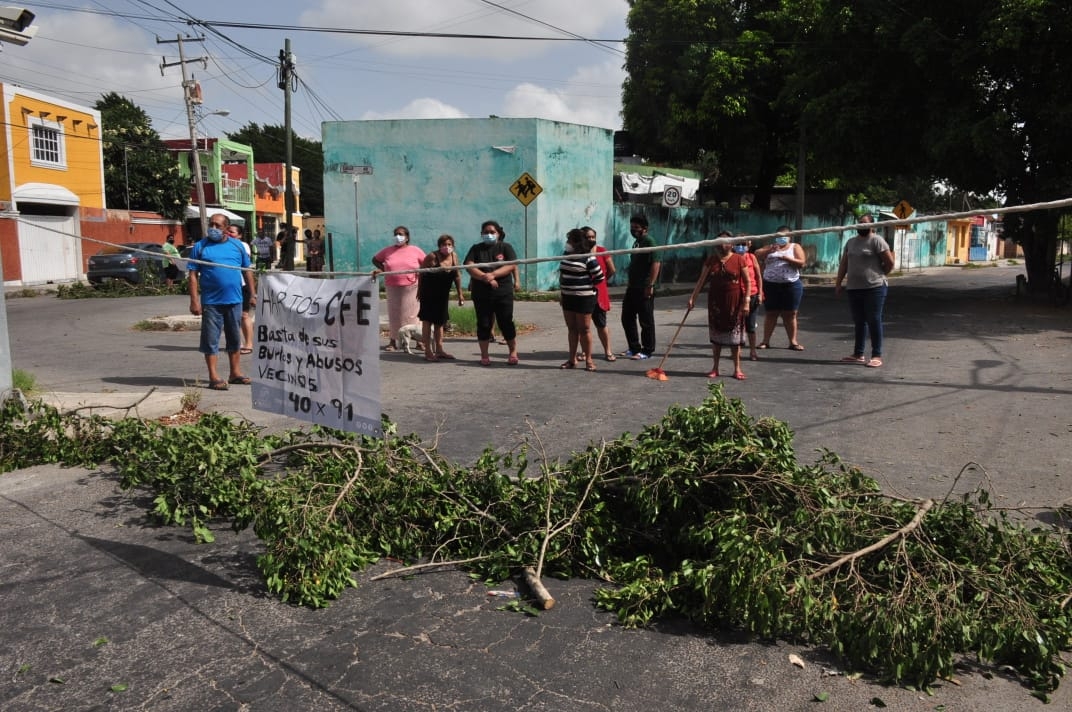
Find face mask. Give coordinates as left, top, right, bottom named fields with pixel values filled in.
left=733, top=245, right=746, bottom=254
left=585, top=239, right=597, bottom=249
left=857, top=228, right=870, bottom=236
left=394, top=234, right=407, bottom=245
left=774, top=236, right=789, bottom=246
left=206, top=227, right=226, bottom=242
left=439, top=246, right=453, bottom=256
left=482, top=233, right=498, bottom=244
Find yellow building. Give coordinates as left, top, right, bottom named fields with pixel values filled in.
left=0, top=84, right=105, bottom=284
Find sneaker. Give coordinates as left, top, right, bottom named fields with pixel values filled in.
left=631, top=352, right=650, bottom=360
left=620, top=349, right=638, bottom=358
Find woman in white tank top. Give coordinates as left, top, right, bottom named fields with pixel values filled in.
left=753, top=226, right=807, bottom=351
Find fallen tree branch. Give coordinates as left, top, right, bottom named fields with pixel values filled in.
left=521, top=566, right=555, bottom=610
left=65, top=387, right=157, bottom=416
left=368, top=555, right=491, bottom=581
left=788, top=498, right=934, bottom=595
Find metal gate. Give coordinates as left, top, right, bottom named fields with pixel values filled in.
left=17, top=214, right=81, bottom=283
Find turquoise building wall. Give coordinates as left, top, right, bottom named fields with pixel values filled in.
left=322, top=118, right=614, bottom=290
left=611, top=205, right=848, bottom=280
left=611, top=204, right=950, bottom=279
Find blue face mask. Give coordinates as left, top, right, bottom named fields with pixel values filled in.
left=774, top=236, right=789, bottom=246
left=733, top=245, right=747, bottom=254
left=206, top=227, right=226, bottom=242
left=482, top=233, right=498, bottom=244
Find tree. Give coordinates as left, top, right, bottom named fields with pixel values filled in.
left=787, top=0, right=1072, bottom=290
left=622, top=0, right=817, bottom=210
left=624, top=1, right=1072, bottom=288
left=95, top=93, right=189, bottom=220
left=226, top=123, right=323, bottom=217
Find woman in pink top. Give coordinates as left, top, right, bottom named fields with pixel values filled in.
left=372, top=226, right=426, bottom=351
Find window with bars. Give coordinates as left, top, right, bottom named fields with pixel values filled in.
left=30, top=120, right=66, bottom=168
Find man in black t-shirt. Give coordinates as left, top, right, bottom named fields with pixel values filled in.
left=620, top=214, right=662, bottom=359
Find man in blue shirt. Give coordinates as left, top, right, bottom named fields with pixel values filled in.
left=188, top=213, right=256, bottom=390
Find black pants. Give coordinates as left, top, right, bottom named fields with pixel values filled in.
left=621, top=287, right=655, bottom=355
left=474, top=291, right=516, bottom=342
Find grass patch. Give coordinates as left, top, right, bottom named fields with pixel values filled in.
left=6, top=287, right=46, bottom=299
left=444, top=304, right=535, bottom=337
left=133, top=319, right=178, bottom=332
left=11, top=369, right=36, bottom=394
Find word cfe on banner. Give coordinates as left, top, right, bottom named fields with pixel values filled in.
left=250, top=273, right=383, bottom=437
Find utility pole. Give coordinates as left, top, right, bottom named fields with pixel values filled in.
left=159, top=35, right=208, bottom=237
left=279, top=40, right=295, bottom=239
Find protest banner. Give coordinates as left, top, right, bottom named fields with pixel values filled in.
left=250, top=273, right=382, bottom=437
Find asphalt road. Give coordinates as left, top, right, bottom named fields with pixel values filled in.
left=2, top=262, right=1071, bottom=711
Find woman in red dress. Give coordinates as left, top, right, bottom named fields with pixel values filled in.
left=688, top=235, right=753, bottom=380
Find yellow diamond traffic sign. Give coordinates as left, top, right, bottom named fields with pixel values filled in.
left=893, top=199, right=913, bottom=220
left=510, top=172, right=543, bottom=206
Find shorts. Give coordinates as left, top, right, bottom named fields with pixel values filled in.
left=164, top=264, right=180, bottom=281
left=242, top=285, right=252, bottom=312
left=199, top=302, right=243, bottom=355
left=763, top=279, right=804, bottom=312
left=561, top=294, right=597, bottom=315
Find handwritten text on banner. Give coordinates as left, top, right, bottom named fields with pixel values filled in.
left=250, top=273, right=382, bottom=437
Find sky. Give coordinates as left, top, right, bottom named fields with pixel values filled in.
left=1, top=1, right=629, bottom=143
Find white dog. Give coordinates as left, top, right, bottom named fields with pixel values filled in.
left=396, top=323, right=422, bottom=354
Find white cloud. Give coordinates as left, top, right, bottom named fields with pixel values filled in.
left=361, top=98, right=469, bottom=121
left=301, top=0, right=626, bottom=59
left=1, top=12, right=175, bottom=113
left=501, top=59, right=624, bottom=129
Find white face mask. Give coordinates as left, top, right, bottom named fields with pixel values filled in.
left=440, top=246, right=453, bottom=256
left=394, top=234, right=407, bottom=245
left=482, top=233, right=498, bottom=244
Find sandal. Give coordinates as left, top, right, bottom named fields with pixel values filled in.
left=239, top=347, right=253, bottom=355
left=733, top=371, right=747, bottom=380
left=383, top=344, right=398, bottom=352
left=208, top=379, right=229, bottom=391
left=560, top=361, right=576, bottom=369
left=604, top=353, right=617, bottom=362
left=706, top=370, right=720, bottom=379
left=749, top=353, right=759, bottom=361
left=479, top=357, right=491, bottom=367
left=789, top=343, right=805, bottom=351
left=865, top=357, right=883, bottom=368
left=585, top=361, right=597, bottom=372
left=228, top=375, right=252, bottom=385
left=436, top=352, right=456, bottom=360
left=424, top=354, right=439, bottom=362
left=507, top=355, right=519, bottom=366
left=757, top=343, right=769, bottom=350
left=840, top=355, right=866, bottom=364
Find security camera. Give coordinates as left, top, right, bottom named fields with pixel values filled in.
left=0, top=7, right=37, bottom=46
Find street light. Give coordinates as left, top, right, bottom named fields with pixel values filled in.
left=0, top=5, right=37, bottom=399
left=195, top=108, right=229, bottom=150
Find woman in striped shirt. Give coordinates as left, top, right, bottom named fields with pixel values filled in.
left=559, top=228, right=606, bottom=371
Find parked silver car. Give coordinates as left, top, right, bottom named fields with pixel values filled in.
left=86, top=242, right=168, bottom=285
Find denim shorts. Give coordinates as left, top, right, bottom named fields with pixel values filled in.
left=763, top=279, right=804, bottom=311
left=199, top=302, right=243, bottom=355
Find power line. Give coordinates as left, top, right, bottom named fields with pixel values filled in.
left=190, top=20, right=626, bottom=43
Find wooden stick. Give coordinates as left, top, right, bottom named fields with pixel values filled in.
left=521, top=566, right=555, bottom=609
left=788, top=499, right=934, bottom=595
